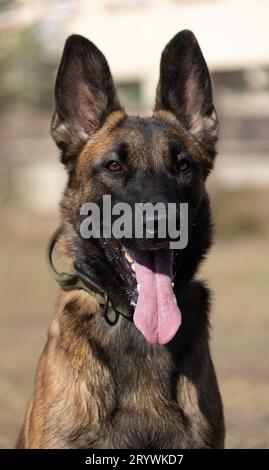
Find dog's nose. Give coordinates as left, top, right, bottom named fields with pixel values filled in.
left=143, top=213, right=163, bottom=237
left=143, top=209, right=181, bottom=238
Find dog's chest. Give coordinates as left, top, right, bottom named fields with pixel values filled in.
left=103, top=405, right=186, bottom=449
left=84, top=341, right=192, bottom=448
left=85, top=372, right=199, bottom=449
left=60, top=321, right=211, bottom=449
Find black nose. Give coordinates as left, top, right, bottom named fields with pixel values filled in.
left=143, top=209, right=181, bottom=238
left=143, top=213, right=163, bottom=237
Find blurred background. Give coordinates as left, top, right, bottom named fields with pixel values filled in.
left=0, top=0, right=269, bottom=449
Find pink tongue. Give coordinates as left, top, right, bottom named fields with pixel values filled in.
left=131, top=250, right=181, bottom=345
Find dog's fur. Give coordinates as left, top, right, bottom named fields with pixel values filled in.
left=16, top=31, right=225, bottom=449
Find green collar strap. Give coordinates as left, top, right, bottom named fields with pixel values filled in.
left=46, top=227, right=133, bottom=320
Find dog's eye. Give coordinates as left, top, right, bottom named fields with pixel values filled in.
left=178, top=157, right=191, bottom=173
left=106, top=160, right=122, bottom=172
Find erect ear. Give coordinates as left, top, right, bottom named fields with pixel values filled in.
left=51, top=35, right=123, bottom=166
left=155, top=30, right=218, bottom=155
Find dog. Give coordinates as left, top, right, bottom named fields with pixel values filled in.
left=16, top=30, right=225, bottom=449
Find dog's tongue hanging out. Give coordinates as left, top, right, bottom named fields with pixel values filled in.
left=131, top=250, right=181, bottom=345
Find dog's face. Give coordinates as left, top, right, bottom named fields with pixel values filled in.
left=51, top=31, right=218, bottom=344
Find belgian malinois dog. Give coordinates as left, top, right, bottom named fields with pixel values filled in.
left=17, top=30, right=225, bottom=449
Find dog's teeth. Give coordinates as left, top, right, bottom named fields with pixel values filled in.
left=123, top=248, right=133, bottom=264
left=137, top=283, right=140, bottom=293
left=171, top=282, right=174, bottom=287
left=131, top=262, right=136, bottom=272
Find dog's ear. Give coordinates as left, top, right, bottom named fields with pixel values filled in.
left=51, top=35, right=122, bottom=166
left=155, top=30, right=218, bottom=155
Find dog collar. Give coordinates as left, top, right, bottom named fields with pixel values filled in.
left=46, top=227, right=133, bottom=322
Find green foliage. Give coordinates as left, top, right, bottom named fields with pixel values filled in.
left=0, top=0, right=16, bottom=11
left=0, top=26, right=56, bottom=111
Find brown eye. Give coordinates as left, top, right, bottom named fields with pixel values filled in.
left=178, top=157, right=191, bottom=173
left=106, top=160, right=122, bottom=172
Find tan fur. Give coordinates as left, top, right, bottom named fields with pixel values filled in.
left=17, top=277, right=224, bottom=448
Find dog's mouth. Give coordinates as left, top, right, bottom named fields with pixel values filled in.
left=100, top=238, right=181, bottom=345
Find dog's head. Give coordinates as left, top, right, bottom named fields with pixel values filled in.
left=51, top=31, right=218, bottom=344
